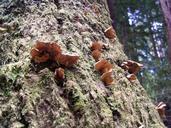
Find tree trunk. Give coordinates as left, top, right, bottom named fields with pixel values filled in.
left=0, top=0, right=165, bottom=128
left=106, top=0, right=116, bottom=28
left=160, top=0, right=171, bottom=64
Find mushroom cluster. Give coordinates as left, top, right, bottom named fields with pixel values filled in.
left=31, top=41, right=79, bottom=67
left=156, top=102, right=166, bottom=119
left=121, top=60, right=143, bottom=82
left=30, top=41, right=79, bottom=82
left=95, top=59, right=114, bottom=85
left=90, top=41, right=103, bottom=61
left=31, top=41, right=61, bottom=63
left=104, top=26, right=116, bottom=39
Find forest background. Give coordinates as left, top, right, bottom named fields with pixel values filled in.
left=108, top=0, right=171, bottom=103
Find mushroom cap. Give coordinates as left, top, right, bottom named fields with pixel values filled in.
left=157, top=102, right=166, bottom=109
left=126, top=74, right=136, bottom=81
left=91, top=50, right=101, bottom=61
left=55, top=67, right=65, bottom=80
left=91, top=41, right=103, bottom=51
left=47, top=42, right=61, bottom=61
left=95, top=59, right=113, bottom=74
left=31, top=48, right=49, bottom=63
left=126, top=60, right=143, bottom=67
left=156, top=102, right=166, bottom=119
left=104, top=26, right=116, bottom=39
left=30, top=41, right=61, bottom=63
left=100, top=69, right=113, bottom=85
left=56, top=53, right=79, bottom=67
left=121, top=60, right=143, bottom=74
left=121, top=63, right=129, bottom=70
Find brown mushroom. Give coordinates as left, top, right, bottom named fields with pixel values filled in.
left=0, top=27, right=7, bottom=33
left=55, top=67, right=65, bottom=80
left=104, top=26, right=116, bottom=39
left=121, top=60, right=143, bottom=74
left=31, top=48, right=50, bottom=63
left=95, top=59, right=113, bottom=74
left=100, top=69, right=113, bottom=85
left=91, top=50, right=101, bottom=61
left=47, top=42, right=61, bottom=61
left=30, top=41, right=61, bottom=63
left=56, top=53, right=79, bottom=67
left=156, top=102, right=166, bottom=119
left=91, top=41, right=103, bottom=51
left=126, top=74, right=136, bottom=81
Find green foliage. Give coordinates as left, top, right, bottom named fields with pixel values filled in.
left=114, top=0, right=171, bottom=100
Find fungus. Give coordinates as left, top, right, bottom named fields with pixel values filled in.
left=55, top=67, right=65, bottom=81
left=95, top=59, right=113, bottom=74
left=104, top=26, right=116, bottom=39
left=91, top=50, right=101, bottom=61
left=31, top=48, right=50, bottom=63
left=126, top=74, right=136, bottom=81
left=56, top=53, right=79, bottom=67
left=156, top=102, right=166, bottom=119
left=30, top=41, right=61, bottom=63
left=121, top=60, right=143, bottom=74
left=47, top=42, right=62, bottom=61
left=0, top=27, right=7, bottom=33
left=90, top=41, right=103, bottom=51
left=121, top=62, right=129, bottom=71
left=100, top=69, right=113, bottom=85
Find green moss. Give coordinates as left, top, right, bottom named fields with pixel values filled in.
left=0, top=65, right=26, bottom=96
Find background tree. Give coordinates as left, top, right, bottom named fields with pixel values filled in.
left=107, top=0, right=171, bottom=101
left=160, top=0, right=171, bottom=64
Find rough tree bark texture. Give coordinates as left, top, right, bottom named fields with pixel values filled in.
left=160, top=0, right=171, bottom=64
left=0, top=0, right=165, bottom=128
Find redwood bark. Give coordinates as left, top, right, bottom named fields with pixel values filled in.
left=160, top=0, right=171, bottom=63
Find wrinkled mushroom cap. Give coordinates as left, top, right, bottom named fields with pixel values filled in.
left=126, top=74, right=136, bottom=81
left=57, top=53, right=79, bottom=67
left=48, top=42, right=61, bottom=60
left=91, top=50, right=101, bottom=61
left=95, top=59, right=113, bottom=74
left=121, top=60, right=143, bottom=74
left=91, top=41, right=103, bottom=51
left=31, top=48, right=49, bottom=63
left=55, top=67, right=65, bottom=80
left=30, top=41, right=61, bottom=63
left=100, top=69, right=113, bottom=85
left=156, top=102, right=166, bottom=119
left=104, top=26, right=116, bottom=39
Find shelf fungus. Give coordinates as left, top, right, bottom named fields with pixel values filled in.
left=104, top=26, right=116, bottom=39
left=56, top=53, right=79, bottom=67
left=0, top=27, right=7, bottom=33
left=95, top=59, right=114, bottom=86
left=55, top=67, right=65, bottom=81
left=156, top=102, right=166, bottom=119
left=121, top=60, right=143, bottom=74
left=126, top=74, right=136, bottom=82
left=30, top=41, right=61, bottom=63
left=100, top=69, right=113, bottom=85
left=95, top=59, right=113, bottom=74
left=90, top=41, right=103, bottom=61
left=31, top=41, right=79, bottom=67
left=91, top=49, right=101, bottom=62
left=91, top=41, right=103, bottom=51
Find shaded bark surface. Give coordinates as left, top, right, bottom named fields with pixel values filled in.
left=0, top=0, right=165, bottom=128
